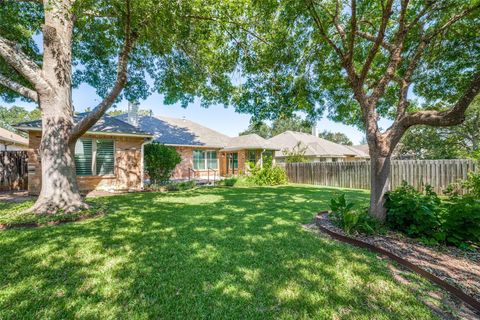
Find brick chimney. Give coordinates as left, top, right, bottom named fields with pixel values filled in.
left=127, top=101, right=139, bottom=127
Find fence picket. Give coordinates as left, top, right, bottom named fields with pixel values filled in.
left=283, top=159, right=477, bottom=193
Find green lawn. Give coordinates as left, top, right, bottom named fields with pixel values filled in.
left=0, top=185, right=439, bottom=319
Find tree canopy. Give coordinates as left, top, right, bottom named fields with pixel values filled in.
left=0, top=105, right=40, bottom=134
left=318, top=130, right=352, bottom=145
left=231, top=0, right=480, bottom=128
left=240, top=114, right=312, bottom=138
left=0, top=0, right=242, bottom=108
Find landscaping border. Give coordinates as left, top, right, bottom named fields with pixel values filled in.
left=314, top=212, right=480, bottom=313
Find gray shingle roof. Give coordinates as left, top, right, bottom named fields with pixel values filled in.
left=116, top=114, right=231, bottom=148
left=221, top=134, right=279, bottom=151
left=16, top=113, right=152, bottom=137
left=268, top=131, right=370, bottom=159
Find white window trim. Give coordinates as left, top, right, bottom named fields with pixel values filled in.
left=193, top=150, right=219, bottom=170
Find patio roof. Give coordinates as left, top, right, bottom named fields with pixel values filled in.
left=220, top=134, right=280, bottom=152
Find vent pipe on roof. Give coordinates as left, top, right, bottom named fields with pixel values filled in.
left=127, top=101, right=139, bottom=127
left=311, top=123, right=318, bottom=137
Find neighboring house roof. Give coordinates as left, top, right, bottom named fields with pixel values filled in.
left=269, top=131, right=370, bottom=159
left=221, top=134, right=279, bottom=151
left=15, top=113, right=153, bottom=138
left=351, top=144, right=370, bottom=155
left=116, top=114, right=232, bottom=148
left=0, top=127, right=28, bottom=146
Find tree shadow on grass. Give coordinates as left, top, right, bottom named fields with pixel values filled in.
left=0, top=186, right=435, bottom=319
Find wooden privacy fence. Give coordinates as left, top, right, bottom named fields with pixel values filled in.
left=283, top=159, right=478, bottom=193
left=0, top=151, right=28, bottom=191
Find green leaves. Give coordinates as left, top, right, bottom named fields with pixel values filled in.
left=144, top=143, right=181, bottom=185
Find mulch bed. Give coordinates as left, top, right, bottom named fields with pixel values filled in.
left=315, top=213, right=480, bottom=315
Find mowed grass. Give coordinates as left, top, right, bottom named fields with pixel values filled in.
left=0, top=185, right=438, bottom=319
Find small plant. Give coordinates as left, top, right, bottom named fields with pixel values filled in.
left=221, top=177, right=238, bottom=187
left=283, top=142, right=308, bottom=163
left=329, top=194, right=379, bottom=235
left=165, top=180, right=196, bottom=192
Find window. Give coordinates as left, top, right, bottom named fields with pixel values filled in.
left=193, top=150, right=218, bottom=170
left=193, top=150, right=206, bottom=170
left=74, top=138, right=115, bottom=176
left=96, top=139, right=115, bottom=175
left=75, top=139, right=93, bottom=176
left=247, top=150, right=257, bottom=164
left=207, top=151, right=218, bottom=169
left=228, top=153, right=238, bottom=169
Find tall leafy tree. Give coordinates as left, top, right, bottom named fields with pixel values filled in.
left=0, top=105, right=40, bottom=134
left=240, top=114, right=312, bottom=138
left=0, top=0, right=240, bottom=213
left=318, top=130, right=353, bottom=145
left=232, top=0, right=480, bottom=220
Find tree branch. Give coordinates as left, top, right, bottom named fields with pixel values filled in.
left=306, top=0, right=344, bottom=60
left=401, top=72, right=480, bottom=128
left=367, top=0, right=409, bottom=107
left=358, top=0, right=394, bottom=82
left=0, top=36, right=50, bottom=93
left=0, top=74, right=38, bottom=102
left=356, top=30, right=394, bottom=51
left=70, top=0, right=135, bottom=141
left=385, top=72, right=480, bottom=148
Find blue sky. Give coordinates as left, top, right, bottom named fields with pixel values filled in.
left=2, top=81, right=377, bottom=144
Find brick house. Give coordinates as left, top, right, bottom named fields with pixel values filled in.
left=116, top=114, right=279, bottom=179
left=16, top=114, right=153, bottom=195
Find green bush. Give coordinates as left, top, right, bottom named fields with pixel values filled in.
left=462, top=171, right=480, bottom=198
left=144, top=143, right=181, bottom=185
left=442, top=194, right=480, bottom=248
left=221, top=177, right=238, bottom=187
left=385, top=183, right=445, bottom=244
left=247, top=165, right=288, bottom=186
left=166, top=180, right=196, bottom=192
left=329, top=194, right=380, bottom=235
left=386, top=180, right=480, bottom=248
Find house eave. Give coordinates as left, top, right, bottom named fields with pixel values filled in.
left=15, top=126, right=154, bottom=139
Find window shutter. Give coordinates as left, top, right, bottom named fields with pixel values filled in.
left=75, top=139, right=93, bottom=176
left=96, top=139, right=115, bottom=175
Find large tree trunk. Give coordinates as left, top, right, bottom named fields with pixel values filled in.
left=369, top=152, right=392, bottom=222
left=28, top=0, right=88, bottom=214
left=30, top=115, right=87, bottom=213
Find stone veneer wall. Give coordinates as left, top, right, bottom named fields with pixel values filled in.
left=27, top=132, right=146, bottom=195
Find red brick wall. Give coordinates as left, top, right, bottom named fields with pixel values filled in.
left=28, top=132, right=146, bottom=195
left=171, top=146, right=223, bottom=179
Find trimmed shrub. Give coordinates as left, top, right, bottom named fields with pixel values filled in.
left=247, top=165, right=288, bottom=186
left=221, top=177, right=238, bottom=187
left=144, top=143, right=181, bottom=185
